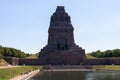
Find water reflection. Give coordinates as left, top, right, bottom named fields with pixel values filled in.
left=87, top=71, right=120, bottom=80
left=30, top=71, right=120, bottom=80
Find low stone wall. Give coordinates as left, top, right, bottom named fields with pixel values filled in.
left=49, top=65, right=92, bottom=69
left=109, top=59, right=120, bottom=65
left=83, top=58, right=120, bottom=65
left=4, top=57, right=46, bottom=65
left=4, top=57, right=19, bottom=65
left=19, top=58, right=46, bottom=65
left=4, top=57, right=120, bottom=65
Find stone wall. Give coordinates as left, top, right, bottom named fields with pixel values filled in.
left=4, top=57, right=19, bottom=65
left=83, top=58, right=120, bottom=65
left=4, top=57, right=120, bottom=65
left=109, top=59, right=120, bottom=65
left=19, top=58, right=46, bottom=65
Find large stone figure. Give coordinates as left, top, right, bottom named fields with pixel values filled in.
left=39, top=6, right=86, bottom=65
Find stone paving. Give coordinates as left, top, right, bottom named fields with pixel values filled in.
left=10, top=69, right=39, bottom=80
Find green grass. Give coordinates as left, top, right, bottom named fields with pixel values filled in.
left=86, top=54, right=96, bottom=59
left=0, top=66, right=43, bottom=80
left=27, top=53, right=39, bottom=59
left=93, top=65, right=120, bottom=70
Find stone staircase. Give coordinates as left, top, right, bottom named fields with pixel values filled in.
left=44, top=65, right=92, bottom=70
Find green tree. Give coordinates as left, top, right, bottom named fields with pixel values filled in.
left=103, top=50, right=113, bottom=57
left=112, top=49, right=120, bottom=57
left=89, top=49, right=120, bottom=58
left=0, top=45, right=27, bottom=58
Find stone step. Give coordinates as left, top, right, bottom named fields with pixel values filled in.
left=44, top=65, right=92, bottom=69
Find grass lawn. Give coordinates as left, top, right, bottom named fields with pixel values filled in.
left=27, top=53, right=39, bottom=59
left=86, top=54, right=96, bottom=59
left=93, top=65, right=120, bottom=70
left=0, top=66, right=42, bottom=80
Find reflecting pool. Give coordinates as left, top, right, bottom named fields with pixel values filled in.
left=30, top=71, right=120, bottom=80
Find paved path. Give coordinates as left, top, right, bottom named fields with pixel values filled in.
left=0, top=65, right=21, bottom=68
left=44, top=69, right=96, bottom=72
left=10, top=69, right=40, bottom=80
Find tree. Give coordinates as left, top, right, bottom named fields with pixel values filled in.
left=103, top=50, right=113, bottom=57
left=89, top=49, right=120, bottom=58
left=0, top=45, right=27, bottom=58
left=112, top=49, right=120, bottom=57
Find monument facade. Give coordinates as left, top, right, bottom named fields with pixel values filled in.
left=39, top=6, right=86, bottom=65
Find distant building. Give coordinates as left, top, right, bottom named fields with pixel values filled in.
left=39, top=6, right=86, bottom=65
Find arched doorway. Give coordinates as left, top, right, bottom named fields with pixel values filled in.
left=57, top=38, right=68, bottom=50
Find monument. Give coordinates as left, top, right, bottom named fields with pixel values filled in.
left=39, top=6, right=86, bottom=65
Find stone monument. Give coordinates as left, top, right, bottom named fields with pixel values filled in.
left=39, top=6, right=86, bottom=65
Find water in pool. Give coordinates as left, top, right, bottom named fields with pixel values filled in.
left=30, top=71, right=120, bottom=80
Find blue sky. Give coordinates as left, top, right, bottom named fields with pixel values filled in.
left=0, top=0, right=120, bottom=54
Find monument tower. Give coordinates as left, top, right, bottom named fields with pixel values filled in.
left=39, top=6, right=86, bottom=65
